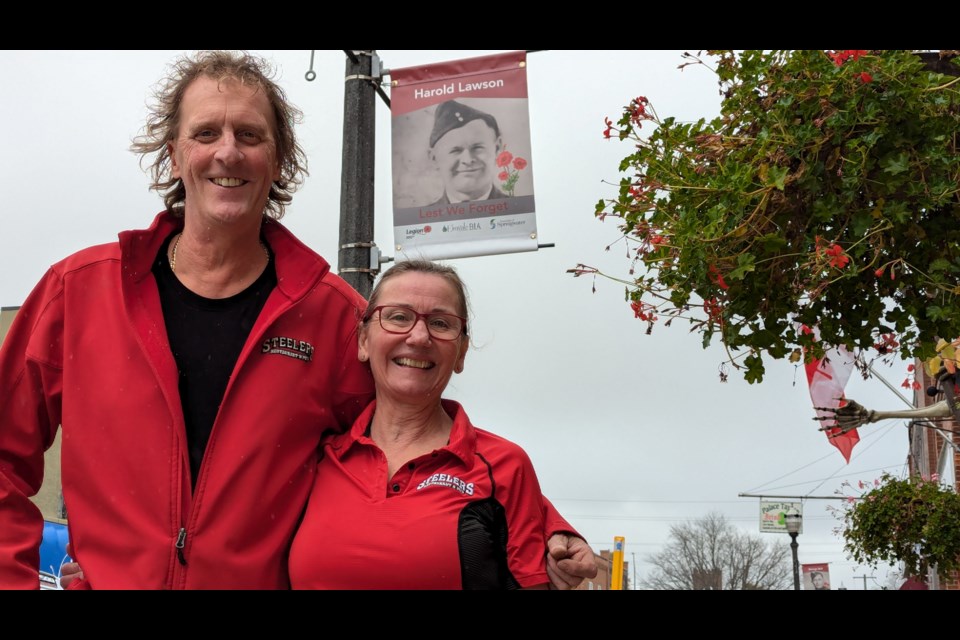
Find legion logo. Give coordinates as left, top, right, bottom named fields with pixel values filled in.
left=405, top=225, right=433, bottom=239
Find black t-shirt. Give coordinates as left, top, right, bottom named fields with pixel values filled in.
left=153, top=234, right=276, bottom=489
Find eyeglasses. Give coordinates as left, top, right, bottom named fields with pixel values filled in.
left=366, top=305, right=467, bottom=341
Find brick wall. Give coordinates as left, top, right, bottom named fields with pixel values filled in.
left=913, top=362, right=959, bottom=590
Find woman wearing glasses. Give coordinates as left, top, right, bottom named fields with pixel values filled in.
left=288, top=260, right=550, bottom=589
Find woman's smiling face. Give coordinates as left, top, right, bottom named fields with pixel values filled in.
left=359, top=272, right=467, bottom=408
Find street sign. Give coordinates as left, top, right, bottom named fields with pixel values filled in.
left=759, top=500, right=803, bottom=533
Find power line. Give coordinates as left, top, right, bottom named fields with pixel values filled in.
left=805, top=422, right=905, bottom=496
left=739, top=464, right=904, bottom=493
left=568, top=513, right=838, bottom=522
left=553, top=498, right=745, bottom=504
left=744, top=419, right=905, bottom=494
left=551, top=466, right=898, bottom=503
left=548, top=463, right=899, bottom=508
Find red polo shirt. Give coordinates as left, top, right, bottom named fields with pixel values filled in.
left=289, top=399, right=549, bottom=589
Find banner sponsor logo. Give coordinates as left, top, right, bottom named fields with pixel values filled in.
left=404, top=225, right=433, bottom=239
left=443, top=222, right=483, bottom=233
left=490, top=217, right=527, bottom=230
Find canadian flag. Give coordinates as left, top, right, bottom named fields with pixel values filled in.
left=802, top=326, right=859, bottom=462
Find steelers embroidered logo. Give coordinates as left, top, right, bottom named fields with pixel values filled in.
left=261, top=336, right=314, bottom=362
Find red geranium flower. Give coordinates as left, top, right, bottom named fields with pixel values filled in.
left=829, top=49, right=868, bottom=66
left=825, top=243, right=850, bottom=269
left=708, top=264, right=730, bottom=290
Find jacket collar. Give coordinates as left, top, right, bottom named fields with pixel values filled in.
left=118, top=211, right=331, bottom=302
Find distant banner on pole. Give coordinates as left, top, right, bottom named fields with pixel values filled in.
left=801, top=563, right=832, bottom=590
left=390, top=51, right=538, bottom=261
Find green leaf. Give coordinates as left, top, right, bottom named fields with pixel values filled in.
left=926, top=306, right=945, bottom=321
left=728, top=253, right=756, bottom=281
left=884, top=200, right=910, bottom=224
left=881, top=152, right=910, bottom=175
left=760, top=234, right=787, bottom=252
left=766, top=165, right=789, bottom=191
left=743, top=354, right=765, bottom=384
left=929, top=258, right=952, bottom=274
left=850, top=211, right=873, bottom=237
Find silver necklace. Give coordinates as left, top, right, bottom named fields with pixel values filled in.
left=169, top=234, right=270, bottom=273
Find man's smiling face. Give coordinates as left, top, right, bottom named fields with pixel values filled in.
left=169, top=76, right=280, bottom=225
left=430, top=119, right=501, bottom=201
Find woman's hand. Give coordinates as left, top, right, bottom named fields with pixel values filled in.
left=59, top=543, right=83, bottom=589
left=545, top=534, right=598, bottom=590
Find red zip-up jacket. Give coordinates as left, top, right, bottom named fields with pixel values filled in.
left=0, top=211, right=375, bottom=589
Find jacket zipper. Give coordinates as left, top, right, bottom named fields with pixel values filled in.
left=172, top=275, right=289, bottom=586
left=171, top=419, right=191, bottom=587
left=175, top=527, right=188, bottom=565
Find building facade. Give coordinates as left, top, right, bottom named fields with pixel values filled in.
left=909, top=362, right=960, bottom=590
left=575, top=549, right=630, bottom=590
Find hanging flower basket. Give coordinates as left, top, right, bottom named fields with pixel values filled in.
left=579, top=50, right=960, bottom=383
left=839, top=473, right=960, bottom=581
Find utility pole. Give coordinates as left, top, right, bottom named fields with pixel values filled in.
left=338, top=50, right=378, bottom=299
left=785, top=509, right=802, bottom=591
left=631, top=552, right=637, bottom=591
left=853, top=574, right=874, bottom=590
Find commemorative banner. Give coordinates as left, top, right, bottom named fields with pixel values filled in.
left=802, top=563, right=832, bottom=590
left=390, top=51, right=538, bottom=261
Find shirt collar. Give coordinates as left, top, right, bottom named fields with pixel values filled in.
left=332, top=399, right=476, bottom=466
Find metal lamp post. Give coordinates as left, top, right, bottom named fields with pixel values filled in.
left=785, top=508, right=802, bottom=591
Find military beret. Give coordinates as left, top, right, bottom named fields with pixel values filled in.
left=429, top=100, right=501, bottom=148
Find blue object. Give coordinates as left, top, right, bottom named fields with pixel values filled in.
left=39, top=520, right=70, bottom=589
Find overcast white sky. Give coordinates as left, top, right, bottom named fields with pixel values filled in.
left=2, top=50, right=913, bottom=590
